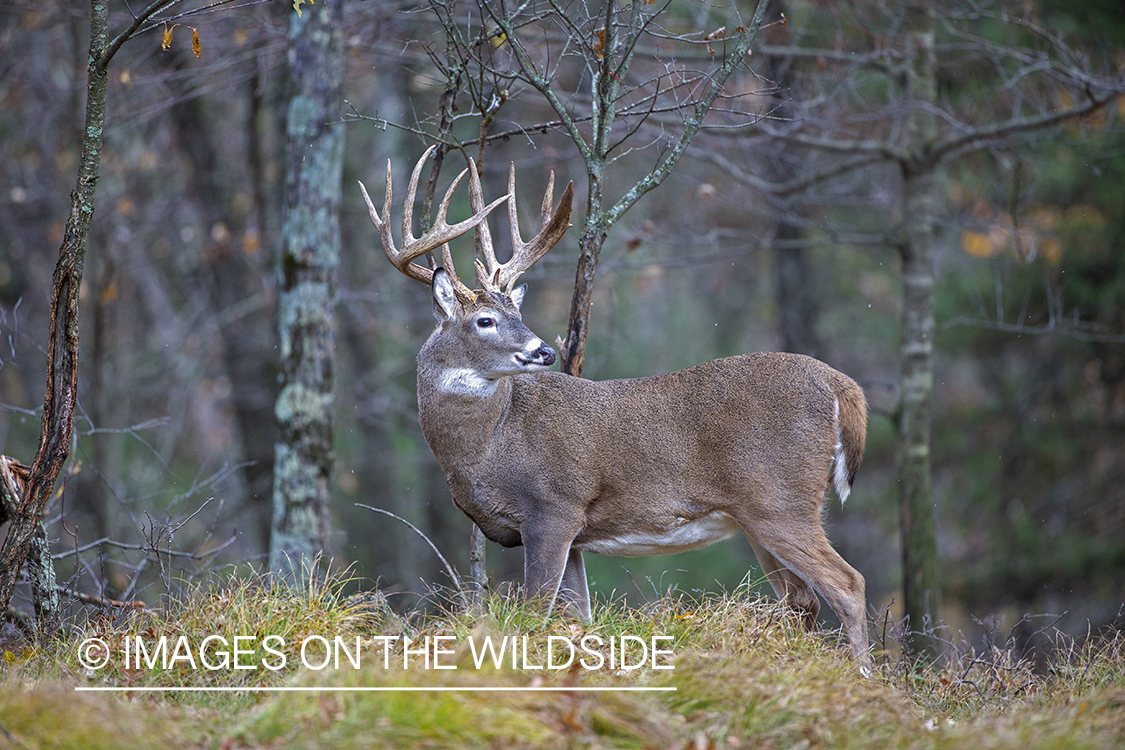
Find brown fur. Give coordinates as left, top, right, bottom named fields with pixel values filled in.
left=415, top=283, right=872, bottom=668
left=366, top=151, right=872, bottom=670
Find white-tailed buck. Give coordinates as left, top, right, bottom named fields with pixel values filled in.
left=360, top=147, right=871, bottom=666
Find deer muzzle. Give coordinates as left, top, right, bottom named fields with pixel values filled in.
left=516, top=340, right=556, bottom=369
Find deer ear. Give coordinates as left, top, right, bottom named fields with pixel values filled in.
left=432, top=268, right=459, bottom=321
left=510, top=283, right=528, bottom=311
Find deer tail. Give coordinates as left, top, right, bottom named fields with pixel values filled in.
left=829, top=372, right=868, bottom=504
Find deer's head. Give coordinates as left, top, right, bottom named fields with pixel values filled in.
left=360, top=147, right=573, bottom=394
left=427, top=268, right=556, bottom=395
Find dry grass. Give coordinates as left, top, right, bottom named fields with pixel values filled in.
left=0, top=573, right=1122, bottom=749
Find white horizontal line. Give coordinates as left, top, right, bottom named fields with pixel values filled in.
left=75, top=685, right=676, bottom=693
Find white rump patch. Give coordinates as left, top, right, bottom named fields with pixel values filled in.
left=439, top=367, right=498, bottom=397
left=578, top=512, right=740, bottom=557
left=832, top=397, right=851, bottom=504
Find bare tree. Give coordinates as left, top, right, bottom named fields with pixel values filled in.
left=480, top=0, right=770, bottom=377
left=0, top=0, right=196, bottom=625
left=0, top=0, right=298, bottom=625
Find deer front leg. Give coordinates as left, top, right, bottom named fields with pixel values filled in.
left=521, top=521, right=582, bottom=617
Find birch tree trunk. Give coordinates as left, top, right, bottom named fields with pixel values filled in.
left=269, top=0, right=344, bottom=579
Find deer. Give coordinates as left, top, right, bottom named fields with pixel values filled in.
left=360, top=147, right=872, bottom=668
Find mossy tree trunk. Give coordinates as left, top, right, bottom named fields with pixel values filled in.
left=269, top=0, right=345, bottom=579
left=898, top=4, right=942, bottom=659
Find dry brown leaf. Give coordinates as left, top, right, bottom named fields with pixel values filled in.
left=593, top=28, right=606, bottom=58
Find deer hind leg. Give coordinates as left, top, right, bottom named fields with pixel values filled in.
left=747, top=540, right=820, bottom=630
left=736, top=508, right=870, bottom=666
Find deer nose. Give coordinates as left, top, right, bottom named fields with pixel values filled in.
left=516, top=340, right=556, bottom=368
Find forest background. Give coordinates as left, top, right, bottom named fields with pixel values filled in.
left=0, top=0, right=1123, bottom=654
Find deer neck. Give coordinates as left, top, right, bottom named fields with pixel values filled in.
left=416, top=355, right=513, bottom=478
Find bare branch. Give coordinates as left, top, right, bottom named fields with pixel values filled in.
left=52, top=528, right=239, bottom=562
left=486, top=4, right=594, bottom=161
left=699, top=147, right=889, bottom=198
left=57, top=585, right=149, bottom=610
left=356, top=503, right=464, bottom=594
left=606, top=1, right=771, bottom=226
left=100, top=0, right=184, bottom=72
left=754, top=127, right=911, bottom=165
left=930, top=92, right=1118, bottom=165
left=940, top=316, right=1125, bottom=344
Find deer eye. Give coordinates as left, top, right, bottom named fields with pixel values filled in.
left=476, top=317, right=496, bottom=329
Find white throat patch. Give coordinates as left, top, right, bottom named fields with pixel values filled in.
left=438, top=367, right=498, bottom=397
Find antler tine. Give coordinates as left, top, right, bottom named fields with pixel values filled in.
left=361, top=145, right=508, bottom=289
left=441, top=242, right=476, bottom=303
left=360, top=160, right=434, bottom=285
left=403, top=148, right=509, bottom=263
left=493, top=162, right=575, bottom=293
left=465, top=158, right=501, bottom=290
left=536, top=168, right=556, bottom=230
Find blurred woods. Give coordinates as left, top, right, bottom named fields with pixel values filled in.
left=0, top=0, right=1123, bottom=651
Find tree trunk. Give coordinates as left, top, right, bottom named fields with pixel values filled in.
left=775, top=229, right=818, bottom=357
left=763, top=4, right=818, bottom=359
left=28, top=521, right=59, bottom=637
left=898, top=4, right=942, bottom=659
left=269, top=0, right=344, bottom=579
left=164, top=49, right=279, bottom=551
left=0, top=0, right=113, bottom=619
left=561, top=210, right=609, bottom=378
left=0, top=457, right=55, bottom=636
left=468, top=523, right=487, bottom=608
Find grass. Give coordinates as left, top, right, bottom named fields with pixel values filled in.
left=1, top=570, right=1123, bottom=749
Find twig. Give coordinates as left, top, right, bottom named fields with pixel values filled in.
left=620, top=566, right=650, bottom=605
left=3, top=606, right=33, bottom=640
left=941, top=316, right=1125, bottom=343
left=355, top=504, right=464, bottom=594
left=56, top=585, right=147, bottom=610
left=51, top=532, right=238, bottom=561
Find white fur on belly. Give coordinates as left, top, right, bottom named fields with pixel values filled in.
left=578, top=511, right=740, bottom=557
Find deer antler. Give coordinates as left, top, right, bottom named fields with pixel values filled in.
left=359, top=145, right=508, bottom=293
left=469, top=161, right=574, bottom=294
